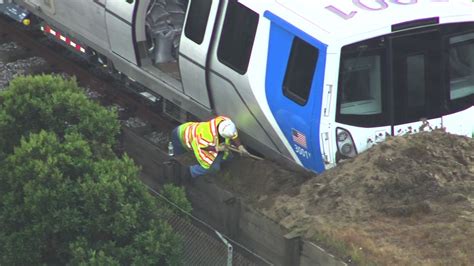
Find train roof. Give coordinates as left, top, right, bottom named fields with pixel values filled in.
left=244, top=0, right=474, bottom=45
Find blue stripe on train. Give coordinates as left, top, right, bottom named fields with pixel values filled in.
left=264, top=11, right=327, bottom=173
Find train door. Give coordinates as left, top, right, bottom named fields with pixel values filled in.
left=391, top=31, right=444, bottom=135
left=264, top=12, right=327, bottom=173
left=178, top=0, right=220, bottom=108
left=206, top=0, right=279, bottom=151
left=105, top=0, right=137, bottom=64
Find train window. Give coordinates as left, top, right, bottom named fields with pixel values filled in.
left=448, top=32, right=474, bottom=110
left=184, top=0, right=212, bottom=44
left=339, top=55, right=383, bottom=115
left=336, top=37, right=388, bottom=127
left=217, top=0, right=259, bottom=74
left=282, top=37, right=318, bottom=106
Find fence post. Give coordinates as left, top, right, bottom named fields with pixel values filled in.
left=216, top=230, right=233, bottom=266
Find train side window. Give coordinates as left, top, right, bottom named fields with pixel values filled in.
left=184, top=0, right=212, bottom=44
left=448, top=32, right=474, bottom=111
left=282, top=37, right=319, bottom=106
left=217, top=0, right=259, bottom=74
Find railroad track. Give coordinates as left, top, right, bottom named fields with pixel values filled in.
left=0, top=16, right=178, bottom=141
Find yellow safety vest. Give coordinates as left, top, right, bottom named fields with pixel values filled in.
left=178, top=116, right=236, bottom=169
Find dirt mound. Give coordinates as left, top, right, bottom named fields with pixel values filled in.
left=219, top=158, right=307, bottom=199
left=288, top=130, right=474, bottom=221
left=216, top=130, right=474, bottom=265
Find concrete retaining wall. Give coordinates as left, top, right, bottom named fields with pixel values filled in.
left=301, top=241, right=345, bottom=266
left=122, top=126, right=346, bottom=266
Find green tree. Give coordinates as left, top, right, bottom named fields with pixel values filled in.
left=0, top=75, right=189, bottom=265
left=0, top=131, right=183, bottom=265
left=0, top=74, right=120, bottom=158
left=161, top=184, right=193, bottom=214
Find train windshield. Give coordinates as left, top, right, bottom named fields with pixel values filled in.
left=336, top=22, right=474, bottom=127
left=449, top=32, right=474, bottom=101
left=337, top=38, right=387, bottom=127
left=340, top=55, right=382, bottom=116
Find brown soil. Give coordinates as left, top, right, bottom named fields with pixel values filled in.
left=212, top=130, right=474, bottom=265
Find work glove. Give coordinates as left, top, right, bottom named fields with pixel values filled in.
left=238, top=145, right=250, bottom=156
left=216, top=143, right=229, bottom=152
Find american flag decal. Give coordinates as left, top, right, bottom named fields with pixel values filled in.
left=292, top=129, right=307, bottom=148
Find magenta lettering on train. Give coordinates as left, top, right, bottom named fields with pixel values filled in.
left=325, top=0, right=446, bottom=20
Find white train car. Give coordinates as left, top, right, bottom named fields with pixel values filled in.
left=3, top=0, right=474, bottom=173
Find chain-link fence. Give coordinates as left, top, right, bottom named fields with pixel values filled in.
left=148, top=187, right=273, bottom=266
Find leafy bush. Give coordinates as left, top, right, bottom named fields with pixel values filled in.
left=161, top=184, right=193, bottom=214
left=0, top=75, right=189, bottom=265
left=0, top=131, right=182, bottom=265
left=0, top=74, right=119, bottom=158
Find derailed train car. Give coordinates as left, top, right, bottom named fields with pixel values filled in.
left=2, top=0, right=473, bottom=173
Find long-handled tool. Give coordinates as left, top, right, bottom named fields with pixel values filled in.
left=228, top=145, right=264, bottom=161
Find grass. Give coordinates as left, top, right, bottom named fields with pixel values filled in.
left=305, top=208, right=474, bottom=265
left=309, top=225, right=377, bottom=265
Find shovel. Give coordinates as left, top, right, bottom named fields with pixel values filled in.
left=228, top=145, right=264, bottom=161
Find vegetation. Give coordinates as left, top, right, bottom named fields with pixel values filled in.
left=0, top=75, right=188, bottom=265
left=161, top=184, right=193, bottom=214
left=0, top=74, right=119, bottom=159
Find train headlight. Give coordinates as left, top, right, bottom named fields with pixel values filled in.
left=340, top=143, right=352, bottom=155
left=336, top=127, right=357, bottom=159
left=337, top=131, right=348, bottom=142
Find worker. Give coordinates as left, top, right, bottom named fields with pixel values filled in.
left=170, top=116, right=250, bottom=181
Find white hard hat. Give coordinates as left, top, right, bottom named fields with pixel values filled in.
left=218, top=120, right=237, bottom=138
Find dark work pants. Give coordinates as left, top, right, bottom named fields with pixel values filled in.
left=170, top=126, right=230, bottom=178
